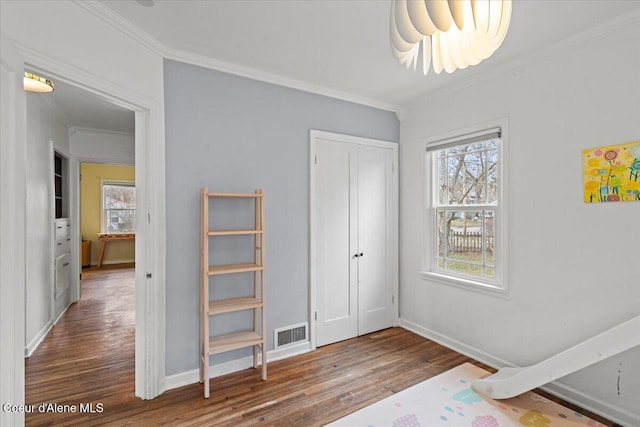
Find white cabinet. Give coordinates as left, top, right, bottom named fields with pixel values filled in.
left=55, top=253, right=71, bottom=298
left=312, top=134, right=398, bottom=347
left=54, top=218, right=71, bottom=298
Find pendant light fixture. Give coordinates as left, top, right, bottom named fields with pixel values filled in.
left=390, top=0, right=512, bottom=75
left=24, top=72, right=55, bottom=93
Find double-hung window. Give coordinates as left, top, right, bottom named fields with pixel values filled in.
left=102, top=181, right=136, bottom=234
left=424, top=126, right=508, bottom=294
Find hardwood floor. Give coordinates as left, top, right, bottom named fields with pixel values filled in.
left=26, top=267, right=614, bottom=426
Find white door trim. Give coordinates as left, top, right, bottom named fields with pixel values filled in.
left=309, top=130, right=398, bottom=351
left=9, top=42, right=166, bottom=400
left=1, top=32, right=27, bottom=427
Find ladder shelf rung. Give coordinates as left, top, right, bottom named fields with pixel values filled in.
left=208, top=229, right=263, bottom=236
left=207, top=331, right=263, bottom=355
left=208, top=263, right=263, bottom=275
left=209, top=297, right=263, bottom=315
left=207, top=192, right=262, bottom=198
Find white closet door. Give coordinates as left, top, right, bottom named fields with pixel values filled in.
left=315, top=138, right=358, bottom=347
left=357, top=144, right=394, bottom=335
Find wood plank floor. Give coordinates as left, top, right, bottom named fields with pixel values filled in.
left=26, top=267, right=614, bottom=426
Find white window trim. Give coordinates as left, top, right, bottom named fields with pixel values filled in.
left=421, top=119, right=510, bottom=298
left=101, top=179, right=136, bottom=234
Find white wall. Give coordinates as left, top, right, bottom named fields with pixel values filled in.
left=399, top=20, right=640, bottom=426
left=24, top=93, right=71, bottom=355
left=70, top=128, right=135, bottom=164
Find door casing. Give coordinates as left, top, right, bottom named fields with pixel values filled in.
left=309, top=130, right=399, bottom=350
left=1, top=32, right=27, bottom=427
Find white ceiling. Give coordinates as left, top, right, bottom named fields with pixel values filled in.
left=42, top=79, right=135, bottom=134
left=41, top=0, right=640, bottom=133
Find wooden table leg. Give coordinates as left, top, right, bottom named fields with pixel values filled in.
left=97, top=240, right=106, bottom=268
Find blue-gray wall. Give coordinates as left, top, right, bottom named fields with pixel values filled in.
left=164, top=59, right=399, bottom=376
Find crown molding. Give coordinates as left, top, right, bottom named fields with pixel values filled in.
left=71, top=0, right=400, bottom=113
left=69, top=126, right=135, bottom=138
left=68, top=0, right=638, bottom=115
left=163, top=47, right=401, bottom=113
left=17, top=42, right=156, bottom=112
left=72, top=0, right=164, bottom=56
left=405, top=8, right=640, bottom=111
left=394, top=108, right=416, bottom=124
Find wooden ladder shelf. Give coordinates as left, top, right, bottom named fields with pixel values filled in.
left=199, top=187, right=266, bottom=398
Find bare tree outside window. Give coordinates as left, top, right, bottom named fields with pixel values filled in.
left=103, top=183, right=136, bottom=233
left=434, top=139, right=498, bottom=280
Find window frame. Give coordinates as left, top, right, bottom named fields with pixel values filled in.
left=422, top=121, right=510, bottom=297
left=101, top=180, right=136, bottom=234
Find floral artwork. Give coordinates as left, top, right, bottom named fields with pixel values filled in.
left=582, top=141, right=640, bottom=203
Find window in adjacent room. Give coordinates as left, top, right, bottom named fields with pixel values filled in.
left=424, top=126, right=508, bottom=294
left=102, top=181, right=136, bottom=233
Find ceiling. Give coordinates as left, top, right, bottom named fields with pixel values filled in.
left=40, top=79, right=135, bottom=134
left=40, top=0, right=640, bottom=133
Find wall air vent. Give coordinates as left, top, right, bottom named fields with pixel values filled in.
left=274, top=322, right=308, bottom=349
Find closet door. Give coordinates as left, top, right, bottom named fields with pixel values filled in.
left=315, top=138, right=358, bottom=347
left=357, top=144, right=394, bottom=335
left=313, top=135, right=396, bottom=348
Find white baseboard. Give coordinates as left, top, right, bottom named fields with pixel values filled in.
left=25, top=301, right=73, bottom=358
left=25, top=320, right=53, bottom=358
left=164, top=341, right=312, bottom=392
left=399, top=319, right=638, bottom=427
left=88, top=258, right=135, bottom=267
left=399, top=319, right=511, bottom=368
left=541, top=380, right=638, bottom=427
left=53, top=302, right=71, bottom=325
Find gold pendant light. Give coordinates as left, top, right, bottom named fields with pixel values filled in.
left=24, top=72, right=55, bottom=93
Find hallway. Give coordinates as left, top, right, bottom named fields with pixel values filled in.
left=25, top=266, right=136, bottom=425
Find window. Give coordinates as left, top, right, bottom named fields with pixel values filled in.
left=102, top=182, right=135, bottom=233
left=424, top=126, right=507, bottom=293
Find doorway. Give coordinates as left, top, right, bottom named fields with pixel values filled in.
left=22, top=73, right=140, bottom=407
left=19, top=61, right=160, bottom=399
left=310, top=130, right=399, bottom=349
left=1, top=36, right=164, bottom=423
